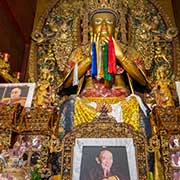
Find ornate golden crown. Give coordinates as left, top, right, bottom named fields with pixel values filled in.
left=84, top=0, right=121, bottom=24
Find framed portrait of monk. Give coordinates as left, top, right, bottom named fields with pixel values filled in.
left=72, top=138, right=138, bottom=180
left=0, top=83, right=35, bottom=107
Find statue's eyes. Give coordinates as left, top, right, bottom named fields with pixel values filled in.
left=106, top=19, right=113, bottom=24
left=95, top=18, right=102, bottom=24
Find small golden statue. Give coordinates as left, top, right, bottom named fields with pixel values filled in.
left=152, top=64, right=174, bottom=107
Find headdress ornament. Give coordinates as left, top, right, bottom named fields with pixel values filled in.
left=85, top=0, right=121, bottom=25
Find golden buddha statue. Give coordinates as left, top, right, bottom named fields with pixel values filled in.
left=58, top=3, right=150, bottom=136
left=61, top=8, right=148, bottom=97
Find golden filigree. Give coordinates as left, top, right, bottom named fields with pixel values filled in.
left=48, top=134, right=62, bottom=153
left=150, top=106, right=180, bottom=179
left=148, top=135, right=160, bottom=152
left=0, top=130, right=11, bottom=149
left=152, top=106, right=179, bottom=131
left=0, top=104, right=22, bottom=132
left=19, top=106, right=59, bottom=134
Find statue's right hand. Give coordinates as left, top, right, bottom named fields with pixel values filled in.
left=92, top=32, right=101, bottom=44
left=111, top=37, right=124, bottom=60
left=93, top=32, right=111, bottom=46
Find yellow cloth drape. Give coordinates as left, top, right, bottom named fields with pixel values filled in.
left=74, top=96, right=140, bottom=131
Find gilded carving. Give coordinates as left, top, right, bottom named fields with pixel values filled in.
left=150, top=106, right=180, bottom=179
left=19, top=106, right=59, bottom=134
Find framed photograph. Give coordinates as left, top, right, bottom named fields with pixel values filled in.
left=72, top=138, right=138, bottom=180
left=0, top=83, right=35, bottom=107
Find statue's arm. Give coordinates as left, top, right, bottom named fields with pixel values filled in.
left=114, top=41, right=148, bottom=86
left=117, top=55, right=147, bottom=86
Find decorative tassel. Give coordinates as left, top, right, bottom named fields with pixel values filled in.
left=91, top=42, right=97, bottom=77
left=97, top=42, right=102, bottom=80
left=104, top=42, right=111, bottom=81
left=73, top=63, right=79, bottom=86
left=108, top=36, right=116, bottom=74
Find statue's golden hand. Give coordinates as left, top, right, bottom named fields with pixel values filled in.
left=96, top=34, right=124, bottom=60
left=111, top=37, right=124, bottom=59
left=92, top=32, right=101, bottom=44
left=98, top=35, right=148, bottom=86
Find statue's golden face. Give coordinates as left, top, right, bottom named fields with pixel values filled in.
left=91, top=12, right=116, bottom=38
